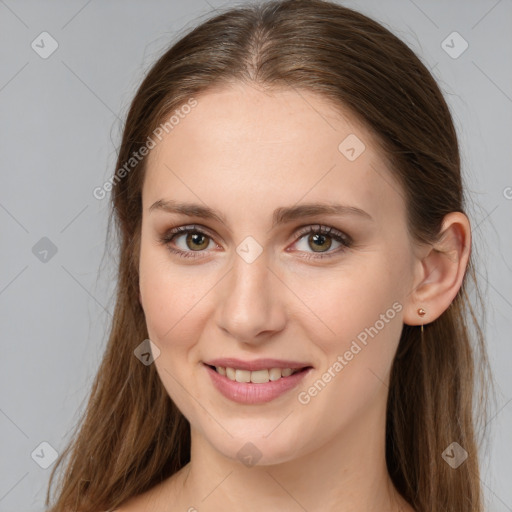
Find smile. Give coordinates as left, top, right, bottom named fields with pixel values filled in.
left=204, top=363, right=312, bottom=404
left=211, top=365, right=302, bottom=383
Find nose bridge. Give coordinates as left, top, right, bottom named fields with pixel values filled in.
left=216, top=248, right=285, bottom=343
left=232, top=248, right=271, bottom=300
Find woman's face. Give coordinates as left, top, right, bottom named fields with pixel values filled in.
left=139, top=82, right=419, bottom=465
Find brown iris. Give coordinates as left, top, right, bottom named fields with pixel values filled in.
left=186, top=232, right=209, bottom=251
left=309, top=233, right=332, bottom=252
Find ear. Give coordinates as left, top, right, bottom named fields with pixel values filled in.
left=403, top=212, right=471, bottom=326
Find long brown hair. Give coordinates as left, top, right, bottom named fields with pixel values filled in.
left=46, top=1, right=494, bottom=510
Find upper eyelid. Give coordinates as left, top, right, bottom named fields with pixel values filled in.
left=164, top=223, right=350, bottom=247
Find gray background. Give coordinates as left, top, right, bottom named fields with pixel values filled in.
left=0, top=0, right=511, bottom=510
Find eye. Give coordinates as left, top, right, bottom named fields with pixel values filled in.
left=159, top=225, right=218, bottom=259
left=159, top=224, right=352, bottom=260
left=291, top=224, right=352, bottom=260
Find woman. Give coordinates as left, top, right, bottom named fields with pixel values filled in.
left=46, top=1, right=493, bottom=510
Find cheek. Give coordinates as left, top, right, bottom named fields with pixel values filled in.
left=291, top=249, right=407, bottom=420
left=138, top=237, right=221, bottom=359
left=138, top=244, right=207, bottom=418
left=139, top=238, right=192, bottom=345
left=293, top=251, right=406, bottom=349
left=292, top=259, right=405, bottom=441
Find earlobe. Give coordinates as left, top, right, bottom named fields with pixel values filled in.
left=403, top=212, right=471, bottom=326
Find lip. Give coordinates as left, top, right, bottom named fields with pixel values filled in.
left=203, top=358, right=312, bottom=371
left=204, top=363, right=313, bottom=404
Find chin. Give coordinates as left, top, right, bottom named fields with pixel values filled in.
left=201, top=421, right=312, bottom=467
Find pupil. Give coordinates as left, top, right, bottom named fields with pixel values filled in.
left=311, top=233, right=331, bottom=252
left=185, top=232, right=332, bottom=253
left=188, top=233, right=207, bottom=250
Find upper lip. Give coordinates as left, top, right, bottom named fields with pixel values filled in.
left=204, top=358, right=312, bottom=371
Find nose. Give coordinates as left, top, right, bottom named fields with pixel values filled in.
left=215, top=252, right=287, bottom=346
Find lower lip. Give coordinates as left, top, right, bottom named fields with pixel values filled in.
left=204, top=364, right=312, bottom=404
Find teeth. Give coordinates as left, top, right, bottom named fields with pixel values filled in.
left=251, top=369, right=270, bottom=383
left=269, top=368, right=281, bottom=381
left=214, top=366, right=301, bottom=383
left=235, top=369, right=251, bottom=383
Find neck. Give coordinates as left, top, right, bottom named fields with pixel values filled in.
left=169, top=390, right=411, bottom=512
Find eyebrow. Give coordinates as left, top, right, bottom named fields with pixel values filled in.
left=149, top=199, right=373, bottom=228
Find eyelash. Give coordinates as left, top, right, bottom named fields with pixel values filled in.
left=159, top=224, right=352, bottom=261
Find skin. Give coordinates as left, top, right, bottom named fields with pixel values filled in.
left=118, top=82, right=470, bottom=512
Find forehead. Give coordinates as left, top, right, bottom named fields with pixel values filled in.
left=142, top=83, right=405, bottom=225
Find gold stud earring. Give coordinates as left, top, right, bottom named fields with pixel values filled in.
left=417, top=308, right=426, bottom=333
